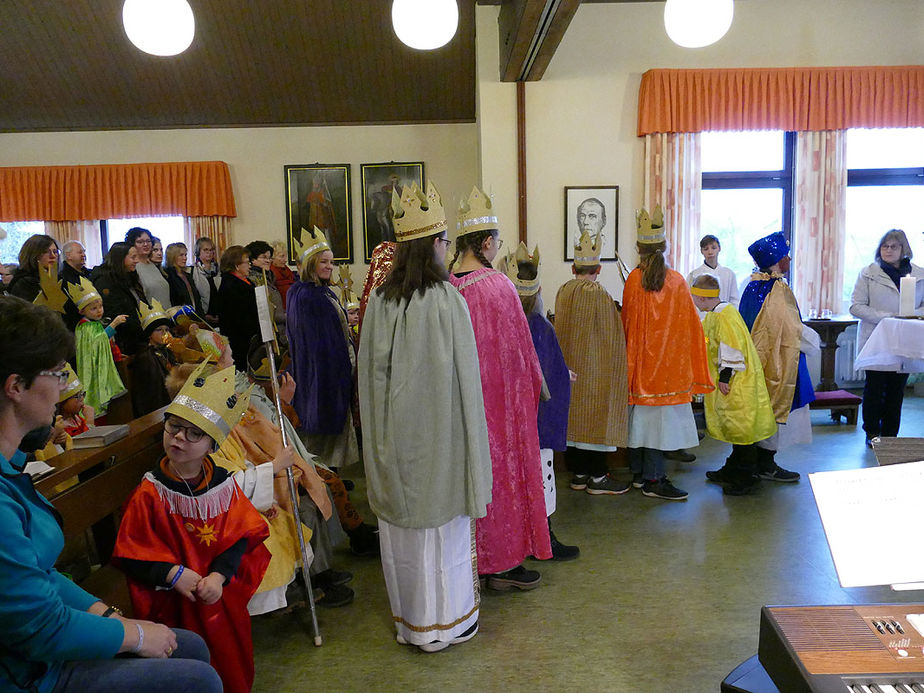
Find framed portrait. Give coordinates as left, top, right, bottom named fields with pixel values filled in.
left=284, top=164, right=353, bottom=263
left=360, top=161, right=424, bottom=263
left=564, top=186, right=619, bottom=262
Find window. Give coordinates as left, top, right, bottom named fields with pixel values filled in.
left=0, top=221, right=46, bottom=264
left=106, top=216, right=186, bottom=250
left=700, top=131, right=795, bottom=285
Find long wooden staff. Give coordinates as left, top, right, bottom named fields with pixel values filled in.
left=254, top=283, right=322, bottom=646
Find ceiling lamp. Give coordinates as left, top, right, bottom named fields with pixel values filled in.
left=663, top=0, right=734, bottom=48
left=122, top=0, right=195, bottom=56
left=392, top=0, right=459, bottom=50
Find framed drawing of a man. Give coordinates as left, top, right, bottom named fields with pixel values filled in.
left=285, top=164, right=353, bottom=263
left=564, top=186, right=619, bottom=262
left=360, top=162, right=424, bottom=263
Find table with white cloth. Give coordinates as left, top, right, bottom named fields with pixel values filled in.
left=854, top=317, right=924, bottom=373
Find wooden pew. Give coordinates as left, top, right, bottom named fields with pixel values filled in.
left=37, top=406, right=167, bottom=612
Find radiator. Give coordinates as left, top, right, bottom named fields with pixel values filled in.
left=835, top=324, right=864, bottom=384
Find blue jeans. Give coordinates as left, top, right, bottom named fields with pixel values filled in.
left=53, top=629, right=222, bottom=693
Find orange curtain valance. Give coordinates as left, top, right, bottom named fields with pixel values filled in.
left=0, top=160, right=236, bottom=222
left=637, top=66, right=924, bottom=135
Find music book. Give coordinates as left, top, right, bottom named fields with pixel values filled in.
left=71, top=424, right=130, bottom=449
left=809, top=461, right=924, bottom=588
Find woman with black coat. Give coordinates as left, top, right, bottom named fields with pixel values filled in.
left=216, top=245, right=260, bottom=370
left=163, top=242, right=204, bottom=315
left=89, top=242, right=148, bottom=356
left=8, top=234, right=59, bottom=302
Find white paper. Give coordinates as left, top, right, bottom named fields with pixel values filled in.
left=809, top=461, right=924, bottom=588
left=24, top=460, right=53, bottom=479
left=900, top=275, right=917, bottom=316
left=253, top=284, right=274, bottom=343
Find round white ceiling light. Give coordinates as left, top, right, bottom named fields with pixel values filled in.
left=122, top=0, right=195, bottom=57
left=664, top=0, right=734, bottom=49
left=392, top=0, right=459, bottom=51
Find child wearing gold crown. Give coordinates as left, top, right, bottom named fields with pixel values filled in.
left=129, top=299, right=178, bottom=417
left=449, top=185, right=552, bottom=590
left=67, top=276, right=127, bottom=417
left=112, top=363, right=272, bottom=693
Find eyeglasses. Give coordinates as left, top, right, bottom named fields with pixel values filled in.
left=494, top=238, right=504, bottom=249
left=436, top=238, right=451, bottom=247
left=881, top=243, right=902, bottom=251
left=136, top=239, right=153, bottom=246
left=37, top=369, right=69, bottom=385
left=164, top=417, right=207, bottom=443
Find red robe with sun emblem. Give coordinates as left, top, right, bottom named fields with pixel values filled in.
left=113, top=457, right=270, bottom=693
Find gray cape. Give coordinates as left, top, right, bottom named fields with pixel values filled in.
left=359, top=282, right=492, bottom=529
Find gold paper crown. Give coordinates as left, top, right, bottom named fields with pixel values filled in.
left=293, top=226, right=331, bottom=270
left=166, top=361, right=252, bottom=445
left=64, top=275, right=102, bottom=311
left=636, top=205, right=666, bottom=245
left=336, top=265, right=360, bottom=311
left=58, top=364, right=83, bottom=403
left=456, top=185, right=499, bottom=237
left=502, top=242, right=541, bottom=297
left=391, top=181, right=448, bottom=242
left=574, top=231, right=603, bottom=267
left=138, top=298, right=172, bottom=331
left=33, top=263, right=68, bottom=314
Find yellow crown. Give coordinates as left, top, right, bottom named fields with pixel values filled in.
left=33, top=263, right=68, bottom=314
left=138, top=298, right=172, bottom=331
left=502, top=242, right=541, bottom=297
left=336, top=265, right=359, bottom=311
left=64, top=275, right=102, bottom=311
left=636, top=205, right=666, bottom=245
left=293, top=226, right=331, bottom=270
left=166, top=361, right=252, bottom=445
left=456, top=185, right=499, bottom=238
left=391, top=181, right=448, bottom=242
left=574, top=230, right=603, bottom=267
left=58, top=363, right=83, bottom=403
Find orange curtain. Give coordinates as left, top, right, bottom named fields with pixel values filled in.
left=637, top=66, right=924, bottom=135
left=0, top=161, right=236, bottom=222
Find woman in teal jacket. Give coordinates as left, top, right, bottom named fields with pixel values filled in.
left=0, top=295, right=220, bottom=693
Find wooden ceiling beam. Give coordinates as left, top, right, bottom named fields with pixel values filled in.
left=497, top=0, right=582, bottom=82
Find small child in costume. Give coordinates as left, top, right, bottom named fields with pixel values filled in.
left=130, top=300, right=180, bottom=416
left=691, top=274, right=777, bottom=495
left=33, top=365, right=91, bottom=461
left=112, top=362, right=272, bottom=693
left=503, top=243, right=579, bottom=560
left=66, top=276, right=127, bottom=416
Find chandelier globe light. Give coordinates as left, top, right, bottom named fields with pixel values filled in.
left=392, top=0, right=459, bottom=51
left=663, top=0, right=734, bottom=49
left=122, top=0, right=195, bottom=57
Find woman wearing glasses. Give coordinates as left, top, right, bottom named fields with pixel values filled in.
left=850, top=229, right=924, bottom=443
left=8, top=234, right=60, bottom=302
left=0, top=296, right=221, bottom=693
left=127, top=227, right=171, bottom=310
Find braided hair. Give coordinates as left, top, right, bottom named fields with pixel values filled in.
left=450, top=229, right=496, bottom=271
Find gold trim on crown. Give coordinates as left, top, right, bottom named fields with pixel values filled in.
left=59, top=364, right=83, bottom=403
left=138, top=298, right=172, bottom=331
left=456, top=185, right=499, bottom=238
left=391, top=181, right=448, bottom=242
left=293, top=226, right=331, bottom=270
left=574, top=231, right=603, bottom=267
left=166, top=361, right=252, bottom=445
left=636, top=205, right=666, bottom=245
left=502, top=242, right=541, bottom=296
left=64, top=275, right=102, bottom=311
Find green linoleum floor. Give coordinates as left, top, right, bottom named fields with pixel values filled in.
left=252, top=394, right=923, bottom=693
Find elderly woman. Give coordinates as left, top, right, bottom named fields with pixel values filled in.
left=164, top=243, right=203, bottom=314
left=217, top=245, right=260, bottom=370
left=8, top=234, right=60, bottom=302
left=0, top=295, right=221, bottom=693
left=127, top=228, right=170, bottom=310
left=246, top=240, right=286, bottom=341
left=191, top=237, right=221, bottom=322
left=89, top=242, right=148, bottom=356
left=850, top=229, right=924, bottom=444
left=270, top=241, right=296, bottom=307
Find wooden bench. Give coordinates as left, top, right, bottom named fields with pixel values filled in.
left=37, top=406, right=167, bottom=613
left=809, top=389, right=862, bottom=425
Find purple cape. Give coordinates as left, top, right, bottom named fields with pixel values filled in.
left=527, top=311, right=571, bottom=451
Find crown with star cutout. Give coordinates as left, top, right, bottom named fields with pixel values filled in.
left=166, top=361, right=252, bottom=445
left=391, top=181, right=448, bottom=242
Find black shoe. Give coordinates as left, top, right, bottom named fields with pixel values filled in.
left=631, top=472, right=644, bottom=489
left=314, top=568, right=353, bottom=588
left=665, top=449, right=696, bottom=463
left=641, top=477, right=688, bottom=500
left=486, top=565, right=541, bottom=591
left=549, top=528, right=580, bottom=561
left=347, top=523, right=380, bottom=557
left=757, top=465, right=800, bottom=483
left=316, top=582, right=354, bottom=608
left=706, top=468, right=734, bottom=485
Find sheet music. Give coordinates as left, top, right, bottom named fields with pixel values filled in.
left=809, top=461, right=924, bottom=588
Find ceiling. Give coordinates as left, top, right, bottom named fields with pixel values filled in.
left=0, top=0, right=651, bottom=133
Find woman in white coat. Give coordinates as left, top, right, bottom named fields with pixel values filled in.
left=849, top=229, right=924, bottom=444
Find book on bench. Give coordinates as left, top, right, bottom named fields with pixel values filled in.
left=72, top=424, right=130, bottom=449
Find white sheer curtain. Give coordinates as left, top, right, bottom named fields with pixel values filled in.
left=792, top=131, right=847, bottom=314
left=643, top=132, right=702, bottom=276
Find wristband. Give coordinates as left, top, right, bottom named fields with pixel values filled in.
left=131, top=623, right=144, bottom=654
left=169, top=565, right=185, bottom=589
left=102, top=605, right=122, bottom=618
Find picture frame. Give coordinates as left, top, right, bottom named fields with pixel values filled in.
left=360, top=161, right=425, bottom=263
left=564, top=186, right=619, bottom=262
left=284, top=164, right=353, bottom=263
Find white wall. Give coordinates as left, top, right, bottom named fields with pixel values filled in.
left=0, top=123, right=479, bottom=284
left=476, top=0, right=924, bottom=303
